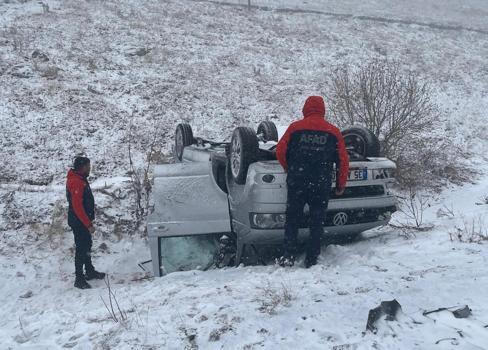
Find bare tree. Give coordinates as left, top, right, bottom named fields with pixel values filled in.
left=127, top=119, right=158, bottom=234
left=328, top=59, right=438, bottom=157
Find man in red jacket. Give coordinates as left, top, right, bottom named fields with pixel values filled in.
left=66, top=157, right=105, bottom=289
left=276, top=96, right=349, bottom=268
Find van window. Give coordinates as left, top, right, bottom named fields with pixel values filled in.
left=159, top=235, right=219, bottom=274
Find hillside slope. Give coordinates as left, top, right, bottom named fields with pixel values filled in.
left=1, top=0, right=487, bottom=183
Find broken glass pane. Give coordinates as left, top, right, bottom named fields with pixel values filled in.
left=159, top=234, right=220, bottom=274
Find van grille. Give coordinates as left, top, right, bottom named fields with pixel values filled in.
left=300, top=205, right=397, bottom=228
left=330, top=185, right=385, bottom=199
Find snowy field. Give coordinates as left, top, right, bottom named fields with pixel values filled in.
left=2, top=178, right=488, bottom=349
left=1, top=0, right=488, bottom=349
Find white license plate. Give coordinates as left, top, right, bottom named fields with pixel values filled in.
left=333, top=169, right=368, bottom=181
left=349, top=168, right=368, bottom=181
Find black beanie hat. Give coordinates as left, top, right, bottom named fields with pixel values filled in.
left=73, top=156, right=90, bottom=170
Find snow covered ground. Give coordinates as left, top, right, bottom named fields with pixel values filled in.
left=1, top=0, right=488, bottom=349
left=1, top=177, right=488, bottom=349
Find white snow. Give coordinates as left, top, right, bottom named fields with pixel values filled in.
left=1, top=0, right=488, bottom=349
left=1, top=177, right=488, bottom=349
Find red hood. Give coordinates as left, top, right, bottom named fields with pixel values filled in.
left=67, top=169, right=86, bottom=181
left=302, top=96, right=326, bottom=119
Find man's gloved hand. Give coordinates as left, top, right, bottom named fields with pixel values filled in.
left=88, top=225, right=96, bottom=234
left=335, top=187, right=345, bottom=196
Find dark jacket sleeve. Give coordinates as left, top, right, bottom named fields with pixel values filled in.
left=334, top=129, right=350, bottom=190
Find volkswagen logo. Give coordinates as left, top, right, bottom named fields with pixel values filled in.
left=333, top=212, right=348, bottom=226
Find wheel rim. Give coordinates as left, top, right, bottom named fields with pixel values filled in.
left=345, top=133, right=366, bottom=157
left=231, top=134, right=241, bottom=179
left=175, top=128, right=183, bottom=158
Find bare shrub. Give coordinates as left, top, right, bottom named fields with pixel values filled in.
left=436, top=204, right=455, bottom=219
left=390, top=186, right=433, bottom=236
left=1, top=191, right=21, bottom=230
left=44, top=199, right=66, bottom=249
left=399, top=187, right=430, bottom=229
left=450, top=216, right=488, bottom=243
left=100, top=276, right=128, bottom=324
left=255, top=282, right=294, bottom=315
left=329, top=59, right=437, bottom=156
left=477, top=195, right=488, bottom=206
left=393, top=133, right=474, bottom=189
left=1, top=190, right=39, bottom=230
left=328, top=59, right=469, bottom=189
left=46, top=200, right=65, bottom=234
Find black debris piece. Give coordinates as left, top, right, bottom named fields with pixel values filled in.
left=423, top=305, right=471, bottom=319
left=366, top=299, right=402, bottom=333
left=452, top=305, right=471, bottom=319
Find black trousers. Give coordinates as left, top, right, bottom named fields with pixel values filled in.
left=71, top=225, right=94, bottom=278
left=284, top=182, right=330, bottom=259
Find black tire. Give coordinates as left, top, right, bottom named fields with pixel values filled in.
left=174, top=123, right=194, bottom=161
left=229, top=127, right=259, bottom=184
left=257, top=121, right=278, bottom=142
left=342, top=126, right=381, bottom=158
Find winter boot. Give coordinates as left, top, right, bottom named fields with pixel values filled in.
left=304, top=255, right=318, bottom=268
left=74, top=277, right=92, bottom=289
left=85, top=270, right=106, bottom=281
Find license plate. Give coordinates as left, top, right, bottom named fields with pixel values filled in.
left=349, top=168, right=368, bottom=181
left=333, top=169, right=368, bottom=181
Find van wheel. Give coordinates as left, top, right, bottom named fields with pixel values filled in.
left=342, top=126, right=381, bottom=158
left=257, top=121, right=278, bottom=142
left=175, top=123, right=194, bottom=161
left=230, top=127, right=259, bottom=184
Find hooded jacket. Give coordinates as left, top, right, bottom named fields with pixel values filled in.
left=276, top=96, right=349, bottom=190
left=66, top=169, right=95, bottom=229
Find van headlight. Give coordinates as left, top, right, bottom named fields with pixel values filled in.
left=378, top=211, right=393, bottom=221
left=250, top=213, right=286, bottom=229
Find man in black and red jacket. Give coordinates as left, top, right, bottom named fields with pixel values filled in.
left=276, top=96, right=349, bottom=268
left=66, top=157, right=105, bottom=289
